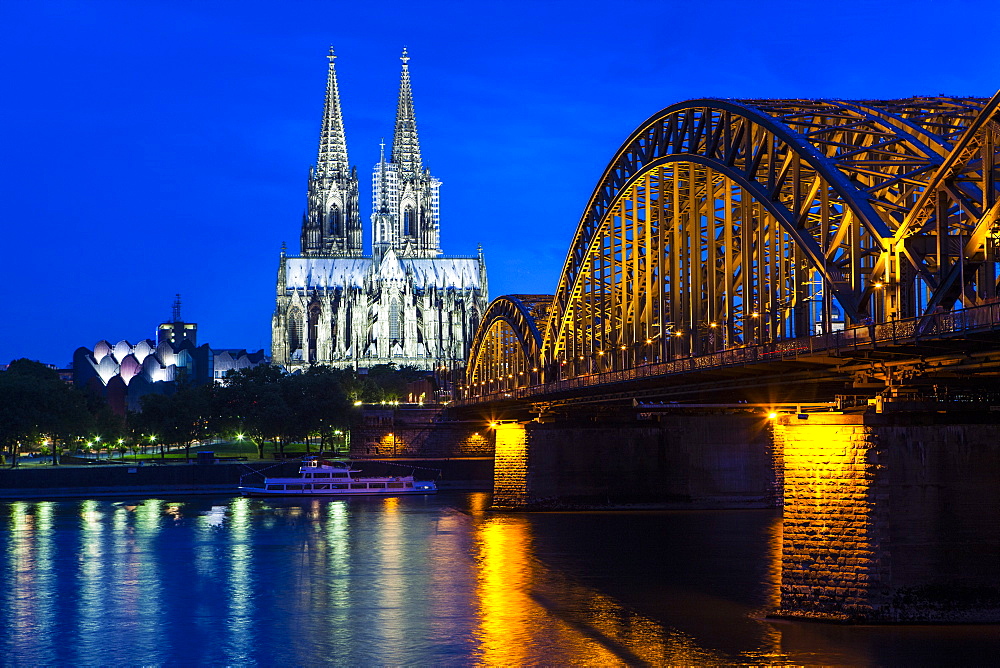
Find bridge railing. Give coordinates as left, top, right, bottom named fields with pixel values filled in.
left=460, top=301, right=1000, bottom=404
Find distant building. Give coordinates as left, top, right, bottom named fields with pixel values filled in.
left=157, top=294, right=198, bottom=346
left=74, top=299, right=267, bottom=414
left=271, top=48, right=488, bottom=373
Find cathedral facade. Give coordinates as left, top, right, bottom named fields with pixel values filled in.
left=272, top=49, right=488, bottom=372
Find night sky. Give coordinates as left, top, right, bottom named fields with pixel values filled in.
left=4, top=0, right=999, bottom=366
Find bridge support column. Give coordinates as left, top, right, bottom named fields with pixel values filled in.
left=775, top=413, right=1000, bottom=622
left=492, top=422, right=529, bottom=507
left=492, top=414, right=776, bottom=509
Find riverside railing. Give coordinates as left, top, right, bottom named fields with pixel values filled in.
left=460, top=301, right=1000, bottom=405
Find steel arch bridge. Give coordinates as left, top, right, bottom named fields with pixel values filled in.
left=467, top=94, right=1000, bottom=395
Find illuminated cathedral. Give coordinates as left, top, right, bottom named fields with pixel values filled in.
left=272, top=48, right=488, bottom=372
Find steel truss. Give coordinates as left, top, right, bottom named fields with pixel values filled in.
left=466, top=295, right=551, bottom=393
left=468, top=94, right=1000, bottom=389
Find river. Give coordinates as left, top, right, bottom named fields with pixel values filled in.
left=1, top=493, right=997, bottom=665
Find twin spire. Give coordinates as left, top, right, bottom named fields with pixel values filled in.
left=316, top=47, right=349, bottom=177
left=391, top=47, right=422, bottom=175
left=316, top=47, right=421, bottom=179
left=303, top=47, right=439, bottom=259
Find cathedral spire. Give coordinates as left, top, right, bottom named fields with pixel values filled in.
left=391, top=47, right=422, bottom=176
left=316, top=46, right=349, bottom=176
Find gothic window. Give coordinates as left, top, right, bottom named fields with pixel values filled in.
left=308, top=303, right=321, bottom=362
left=403, top=206, right=414, bottom=237
left=389, top=298, right=402, bottom=343
left=469, top=306, right=480, bottom=340
left=328, top=206, right=341, bottom=236
left=288, top=307, right=303, bottom=359
left=344, top=302, right=352, bottom=352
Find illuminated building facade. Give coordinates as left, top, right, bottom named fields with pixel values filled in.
left=272, top=49, right=488, bottom=372
left=74, top=302, right=267, bottom=414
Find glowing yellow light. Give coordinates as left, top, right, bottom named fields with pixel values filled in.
left=751, top=312, right=760, bottom=318
left=620, top=345, right=626, bottom=350
left=488, top=422, right=499, bottom=428
left=645, top=339, right=652, bottom=344
left=675, top=332, right=684, bottom=337
left=709, top=322, right=718, bottom=328
left=236, top=433, right=245, bottom=441
left=353, top=400, right=363, bottom=406
left=768, top=412, right=778, bottom=419
left=597, top=351, right=604, bottom=356
left=873, top=282, right=884, bottom=289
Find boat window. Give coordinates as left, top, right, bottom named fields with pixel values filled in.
left=404, top=483, right=412, bottom=488
left=388, top=483, right=405, bottom=489
left=285, top=484, right=303, bottom=490
left=332, top=484, right=349, bottom=490
left=265, top=484, right=284, bottom=490
left=313, top=484, right=330, bottom=490
left=331, top=472, right=348, bottom=478
left=368, top=483, right=386, bottom=489
left=313, top=472, right=330, bottom=478
left=350, top=483, right=367, bottom=489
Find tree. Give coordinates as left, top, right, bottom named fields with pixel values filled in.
left=366, top=363, right=429, bottom=401
left=216, top=364, right=291, bottom=458
left=0, top=359, right=93, bottom=467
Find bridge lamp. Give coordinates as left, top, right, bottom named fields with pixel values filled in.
left=768, top=412, right=778, bottom=419
left=709, top=322, right=718, bottom=328
left=532, top=367, right=538, bottom=372
left=873, top=281, right=884, bottom=289
left=646, top=339, right=653, bottom=344
left=751, top=312, right=760, bottom=318
left=620, top=345, right=627, bottom=351
left=597, top=351, right=604, bottom=356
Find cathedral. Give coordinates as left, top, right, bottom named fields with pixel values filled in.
left=272, top=48, right=488, bottom=372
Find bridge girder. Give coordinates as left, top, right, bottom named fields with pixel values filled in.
left=467, top=93, right=1000, bottom=390
left=539, top=95, right=1000, bottom=374
left=466, top=295, right=552, bottom=394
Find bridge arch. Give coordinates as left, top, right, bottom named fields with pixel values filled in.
left=466, top=295, right=552, bottom=394
left=541, top=96, right=999, bottom=374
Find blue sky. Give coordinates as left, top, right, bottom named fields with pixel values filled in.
left=3, top=0, right=1000, bottom=366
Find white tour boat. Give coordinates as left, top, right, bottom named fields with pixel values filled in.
left=239, top=459, right=438, bottom=497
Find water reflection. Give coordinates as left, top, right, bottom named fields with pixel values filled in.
left=0, top=495, right=996, bottom=665
left=226, top=497, right=253, bottom=661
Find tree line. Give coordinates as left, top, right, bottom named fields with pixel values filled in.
left=0, top=359, right=430, bottom=466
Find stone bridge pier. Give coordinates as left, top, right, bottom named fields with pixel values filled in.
left=774, top=412, right=1000, bottom=622
left=492, top=413, right=778, bottom=508
left=492, top=410, right=1000, bottom=622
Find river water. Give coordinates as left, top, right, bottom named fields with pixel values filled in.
left=1, top=493, right=997, bottom=666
